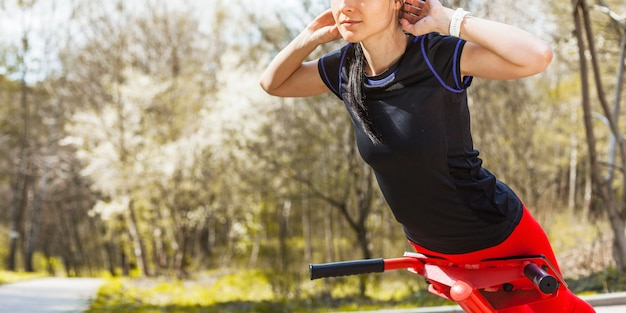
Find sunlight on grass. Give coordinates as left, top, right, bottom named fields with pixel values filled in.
left=85, top=269, right=450, bottom=313
left=548, top=212, right=601, bottom=255
left=0, top=271, right=47, bottom=285
left=86, top=270, right=280, bottom=313
left=206, top=270, right=274, bottom=302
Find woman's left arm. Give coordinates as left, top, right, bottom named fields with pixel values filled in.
left=457, top=15, right=553, bottom=80
left=401, top=0, right=553, bottom=80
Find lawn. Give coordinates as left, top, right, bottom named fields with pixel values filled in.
left=85, top=269, right=452, bottom=313
left=0, top=270, right=47, bottom=285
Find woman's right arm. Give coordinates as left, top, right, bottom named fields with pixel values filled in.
left=259, top=9, right=341, bottom=97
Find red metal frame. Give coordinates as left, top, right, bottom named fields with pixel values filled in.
left=382, top=252, right=566, bottom=313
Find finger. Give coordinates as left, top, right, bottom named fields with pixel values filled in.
left=400, top=18, right=417, bottom=34
left=403, top=0, right=425, bottom=15
left=402, top=0, right=426, bottom=24
left=329, top=25, right=341, bottom=40
left=400, top=15, right=429, bottom=37
left=321, top=9, right=336, bottom=24
left=312, top=9, right=337, bottom=29
left=401, top=12, right=420, bottom=25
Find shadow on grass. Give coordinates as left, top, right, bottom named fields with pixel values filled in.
left=566, top=268, right=626, bottom=294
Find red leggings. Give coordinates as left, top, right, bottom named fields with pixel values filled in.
left=409, top=206, right=596, bottom=312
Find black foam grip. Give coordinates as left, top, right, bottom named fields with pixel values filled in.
left=310, top=258, right=385, bottom=280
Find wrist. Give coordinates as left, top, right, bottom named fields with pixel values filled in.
left=299, top=29, right=325, bottom=50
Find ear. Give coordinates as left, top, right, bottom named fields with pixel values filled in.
left=395, top=0, right=404, bottom=10
left=396, top=0, right=405, bottom=20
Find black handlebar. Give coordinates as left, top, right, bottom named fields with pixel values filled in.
left=523, top=262, right=559, bottom=294
left=310, top=258, right=385, bottom=280
left=310, top=257, right=560, bottom=295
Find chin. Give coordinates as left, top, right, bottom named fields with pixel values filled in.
left=339, top=33, right=362, bottom=43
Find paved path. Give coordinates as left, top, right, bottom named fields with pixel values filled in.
left=0, top=278, right=103, bottom=313
left=594, top=305, right=626, bottom=312
left=585, top=292, right=626, bottom=313
left=1, top=278, right=624, bottom=312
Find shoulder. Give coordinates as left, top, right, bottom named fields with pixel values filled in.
left=319, top=43, right=354, bottom=70
left=415, top=33, right=471, bottom=91
left=402, top=33, right=466, bottom=70
left=318, top=43, right=355, bottom=99
left=419, top=33, right=466, bottom=57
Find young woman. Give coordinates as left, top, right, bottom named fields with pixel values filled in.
left=260, top=0, right=595, bottom=311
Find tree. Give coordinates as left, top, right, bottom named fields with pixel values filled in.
left=5, top=4, right=34, bottom=273
left=59, top=0, right=226, bottom=277
left=572, top=0, right=626, bottom=273
left=0, top=0, right=105, bottom=274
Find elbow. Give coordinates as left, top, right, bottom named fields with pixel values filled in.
left=259, top=74, right=282, bottom=96
left=518, top=43, right=553, bottom=78
left=259, top=77, right=276, bottom=96
left=533, top=43, right=554, bottom=74
left=259, top=79, right=270, bottom=94
left=260, top=83, right=282, bottom=97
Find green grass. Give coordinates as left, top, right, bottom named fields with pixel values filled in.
left=86, top=270, right=289, bottom=313
left=81, top=211, right=626, bottom=312
left=85, top=270, right=451, bottom=313
left=84, top=262, right=626, bottom=313
left=86, top=270, right=626, bottom=313
left=0, top=270, right=47, bottom=285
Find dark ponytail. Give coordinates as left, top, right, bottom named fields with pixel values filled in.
left=346, top=43, right=382, bottom=144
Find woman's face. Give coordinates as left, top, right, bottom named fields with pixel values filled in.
left=331, top=0, right=402, bottom=43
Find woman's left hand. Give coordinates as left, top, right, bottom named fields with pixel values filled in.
left=400, top=0, right=427, bottom=25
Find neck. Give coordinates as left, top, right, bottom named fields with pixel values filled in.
left=361, top=29, right=408, bottom=76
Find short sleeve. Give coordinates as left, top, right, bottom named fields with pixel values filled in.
left=317, top=44, right=351, bottom=100
left=420, top=34, right=472, bottom=92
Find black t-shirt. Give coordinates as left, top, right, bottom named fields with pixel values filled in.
left=318, top=33, right=523, bottom=254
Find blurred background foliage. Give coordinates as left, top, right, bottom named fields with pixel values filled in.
left=0, top=0, right=625, bottom=311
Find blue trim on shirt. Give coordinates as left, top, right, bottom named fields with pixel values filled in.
left=420, top=36, right=465, bottom=94
left=453, top=40, right=463, bottom=90
left=319, top=54, right=339, bottom=96
left=366, top=72, right=397, bottom=87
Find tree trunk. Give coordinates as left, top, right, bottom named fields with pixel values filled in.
left=126, top=199, right=151, bottom=277
left=278, top=200, right=290, bottom=271
left=24, top=163, right=49, bottom=272
left=174, top=230, right=189, bottom=279
left=8, top=160, right=30, bottom=272
left=607, top=201, right=626, bottom=271
left=7, top=29, right=32, bottom=273
left=567, top=110, right=578, bottom=213
left=302, top=198, right=312, bottom=262
left=324, top=204, right=336, bottom=262
left=121, top=249, right=130, bottom=277
left=574, top=0, right=626, bottom=273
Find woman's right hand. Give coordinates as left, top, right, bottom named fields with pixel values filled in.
left=306, top=9, right=342, bottom=45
